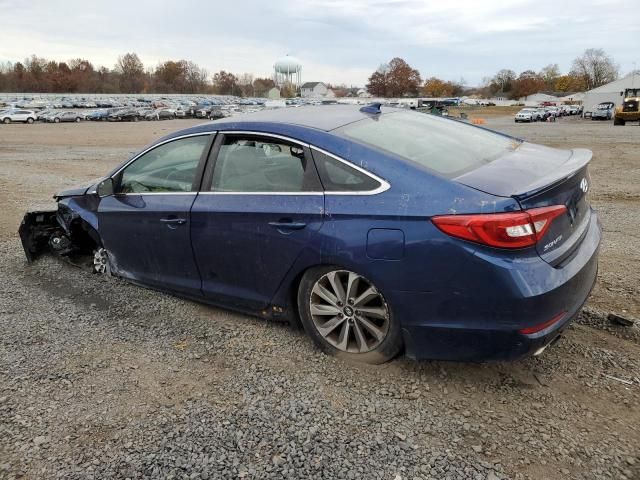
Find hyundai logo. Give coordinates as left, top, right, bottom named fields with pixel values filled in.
left=580, top=178, right=589, bottom=193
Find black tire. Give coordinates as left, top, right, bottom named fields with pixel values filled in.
left=133, top=116, right=139, bottom=122
left=3, top=118, right=10, bottom=124
left=75, top=117, right=81, bottom=122
left=27, top=117, right=34, bottom=124
left=54, top=117, right=60, bottom=123
left=613, top=117, right=625, bottom=126
left=297, top=265, right=403, bottom=364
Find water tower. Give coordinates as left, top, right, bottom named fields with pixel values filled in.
left=274, top=55, right=302, bottom=89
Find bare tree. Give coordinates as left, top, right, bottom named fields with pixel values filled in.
left=115, top=53, right=146, bottom=93
left=492, top=69, right=516, bottom=92
left=571, top=48, right=618, bottom=90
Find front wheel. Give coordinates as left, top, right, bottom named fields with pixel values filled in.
left=297, top=267, right=402, bottom=364
left=27, top=118, right=34, bottom=124
left=54, top=118, right=60, bottom=123
left=92, top=248, right=110, bottom=274
left=3, top=118, right=10, bottom=124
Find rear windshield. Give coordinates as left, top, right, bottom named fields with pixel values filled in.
left=336, top=111, right=521, bottom=177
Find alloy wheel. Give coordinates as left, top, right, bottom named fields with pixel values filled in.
left=309, top=270, right=390, bottom=354
left=93, top=248, right=110, bottom=274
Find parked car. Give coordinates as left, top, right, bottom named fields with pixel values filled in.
left=514, top=108, right=538, bottom=122
left=48, top=111, right=84, bottom=123
left=145, top=108, right=176, bottom=120
left=36, top=109, right=57, bottom=121
left=108, top=108, right=140, bottom=122
left=19, top=104, right=601, bottom=364
left=1, top=109, right=37, bottom=124
left=591, top=102, right=614, bottom=120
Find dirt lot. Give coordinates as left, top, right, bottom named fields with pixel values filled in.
left=0, top=117, right=639, bottom=480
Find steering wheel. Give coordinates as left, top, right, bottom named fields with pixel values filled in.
left=125, top=180, right=151, bottom=193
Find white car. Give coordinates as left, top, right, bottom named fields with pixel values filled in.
left=1, top=109, right=37, bottom=124
left=514, top=108, right=537, bottom=123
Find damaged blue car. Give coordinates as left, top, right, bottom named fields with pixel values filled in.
left=19, top=104, right=601, bottom=363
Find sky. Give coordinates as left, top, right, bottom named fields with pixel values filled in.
left=0, top=0, right=637, bottom=87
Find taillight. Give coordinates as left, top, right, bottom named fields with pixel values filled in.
left=432, top=205, right=566, bottom=249
left=519, top=311, right=567, bottom=334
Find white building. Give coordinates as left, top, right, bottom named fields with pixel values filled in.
left=582, top=73, right=640, bottom=113
left=518, top=92, right=560, bottom=106
left=301, top=82, right=331, bottom=98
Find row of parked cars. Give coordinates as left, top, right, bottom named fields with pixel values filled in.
left=514, top=104, right=582, bottom=123
left=0, top=104, right=242, bottom=124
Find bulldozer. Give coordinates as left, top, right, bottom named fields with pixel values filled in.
left=613, top=88, right=640, bottom=125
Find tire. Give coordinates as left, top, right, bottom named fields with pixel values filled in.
left=133, top=116, right=139, bottom=122
left=614, top=117, right=625, bottom=126
left=297, top=266, right=403, bottom=364
left=3, top=118, right=10, bottom=124
left=27, top=118, right=34, bottom=124
left=75, top=117, right=81, bottom=122
left=54, top=117, right=60, bottom=123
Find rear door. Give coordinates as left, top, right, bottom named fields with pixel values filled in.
left=98, top=133, right=213, bottom=294
left=190, top=132, right=324, bottom=309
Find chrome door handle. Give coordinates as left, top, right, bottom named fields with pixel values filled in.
left=268, top=221, right=307, bottom=230
left=160, top=218, right=186, bottom=224
left=160, top=218, right=186, bottom=229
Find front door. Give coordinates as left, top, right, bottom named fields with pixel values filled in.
left=190, top=133, right=324, bottom=309
left=98, top=133, right=213, bottom=295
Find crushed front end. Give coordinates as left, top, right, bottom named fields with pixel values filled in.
left=19, top=201, right=100, bottom=263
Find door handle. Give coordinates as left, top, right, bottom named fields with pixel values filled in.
left=160, top=218, right=186, bottom=229
left=268, top=221, right=307, bottom=230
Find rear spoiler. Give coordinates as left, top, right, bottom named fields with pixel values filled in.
left=514, top=148, right=592, bottom=199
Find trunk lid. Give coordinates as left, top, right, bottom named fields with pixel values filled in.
left=455, top=143, right=593, bottom=266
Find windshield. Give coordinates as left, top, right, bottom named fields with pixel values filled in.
left=336, top=111, right=521, bottom=177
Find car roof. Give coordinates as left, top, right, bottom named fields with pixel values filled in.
left=197, top=105, right=405, bottom=133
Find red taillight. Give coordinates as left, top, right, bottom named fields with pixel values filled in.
left=431, top=205, right=566, bottom=249
left=519, top=311, right=567, bottom=335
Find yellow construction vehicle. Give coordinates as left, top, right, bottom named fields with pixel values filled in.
left=613, top=88, right=640, bottom=125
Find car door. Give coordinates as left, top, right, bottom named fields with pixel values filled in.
left=98, top=133, right=213, bottom=295
left=190, top=132, right=324, bottom=310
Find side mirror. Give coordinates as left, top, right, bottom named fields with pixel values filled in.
left=97, top=178, right=114, bottom=198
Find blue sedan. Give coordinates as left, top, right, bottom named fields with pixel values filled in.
left=19, top=104, right=601, bottom=363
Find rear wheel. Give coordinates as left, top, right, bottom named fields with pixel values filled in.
left=27, top=118, right=34, bottom=124
left=75, top=117, right=81, bottom=122
left=54, top=117, right=60, bottom=123
left=3, top=118, right=10, bottom=124
left=297, top=266, right=402, bottom=364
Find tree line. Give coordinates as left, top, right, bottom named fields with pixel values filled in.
left=366, top=48, right=620, bottom=98
left=0, top=48, right=622, bottom=98
left=0, top=53, right=282, bottom=97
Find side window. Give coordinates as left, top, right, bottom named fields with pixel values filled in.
left=118, top=135, right=210, bottom=193
left=211, top=136, right=314, bottom=192
left=312, top=150, right=382, bottom=192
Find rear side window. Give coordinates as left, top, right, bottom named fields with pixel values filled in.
left=211, top=136, right=316, bottom=192
left=336, top=111, right=521, bottom=177
left=312, top=150, right=381, bottom=192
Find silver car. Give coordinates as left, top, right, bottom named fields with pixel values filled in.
left=1, top=109, right=37, bottom=124
left=514, top=108, right=537, bottom=122
left=591, top=102, right=614, bottom=120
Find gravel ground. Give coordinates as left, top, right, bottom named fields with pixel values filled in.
left=0, top=117, right=639, bottom=480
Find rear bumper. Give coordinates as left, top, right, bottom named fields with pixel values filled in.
left=396, top=211, right=601, bottom=362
